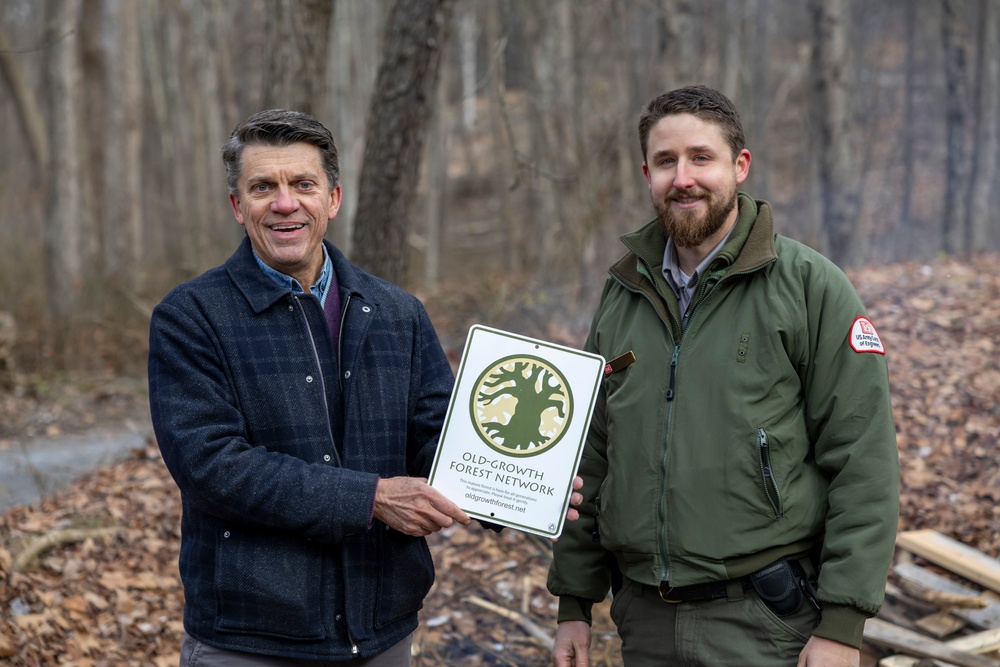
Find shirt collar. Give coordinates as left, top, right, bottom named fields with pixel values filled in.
left=661, top=226, right=736, bottom=290
left=253, top=244, right=334, bottom=306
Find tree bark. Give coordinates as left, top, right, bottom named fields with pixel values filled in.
left=485, top=0, right=518, bottom=273
left=262, top=0, right=334, bottom=118
left=79, top=0, right=105, bottom=271
left=330, top=0, right=386, bottom=254
left=811, top=0, right=861, bottom=266
left=940, top=0, right=971, bottom=256
left=748, top=0, right=771, bottom=201
left=965, top=0, right=998, bottom=253
left=0, top=25, right=49, bottom=171
left=459, top=4, right=477, bottom=131
left=660, top=0, right=698, bottom=90
left=101, top=0, right=143, bottom=285
left=44, top=0, right=84, bottom=365
left=351, top=0, right=457, bottom=284
left=900, top=0, right=918, bottom=251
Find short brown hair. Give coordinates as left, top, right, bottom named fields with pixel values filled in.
left=638, top=85, right=746, bottom=162
left=222, top=109, right=340, bottom=195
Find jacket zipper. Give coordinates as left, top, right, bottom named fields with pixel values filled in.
left=609, top=273, right=677, bottom=581
left=757, top=427, right=783, bottom=518
left=338, top=294, right=351, bottom=392
left=607, top=249, right=776, bottom=582
left=294, top=295, right=342, bottom=467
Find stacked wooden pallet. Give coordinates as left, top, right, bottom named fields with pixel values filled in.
left=864, top=530, right=1000, bottom=667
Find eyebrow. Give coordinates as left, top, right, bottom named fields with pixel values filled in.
left=648, top=145, right=718, bottom=161
left=245, top=172, right=320, bottom=187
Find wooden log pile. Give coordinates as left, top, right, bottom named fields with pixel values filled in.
left=866, top=530, right=1000, bottom=667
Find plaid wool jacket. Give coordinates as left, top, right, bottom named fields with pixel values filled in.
left=148, top=238, right=454, bottom=660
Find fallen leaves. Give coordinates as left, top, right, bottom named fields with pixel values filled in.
left=851, top=254, right=1000, bottom=558
left=0, top=446, right=185, bottom=666
left=0, top=252, right=997, bottom=665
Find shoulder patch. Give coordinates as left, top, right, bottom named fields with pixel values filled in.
left=849, top=316, right=885, bottom=354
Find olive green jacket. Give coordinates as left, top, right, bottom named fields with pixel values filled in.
left=548, top=195, right=899, bottom=648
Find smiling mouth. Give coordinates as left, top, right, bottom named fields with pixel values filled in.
left=270, top=223, right=305, bottom=232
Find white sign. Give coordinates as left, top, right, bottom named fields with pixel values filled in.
left=429, top=325, right=604, bottom=537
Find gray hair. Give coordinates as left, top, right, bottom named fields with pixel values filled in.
left=222, top=109, right=340, bottom=195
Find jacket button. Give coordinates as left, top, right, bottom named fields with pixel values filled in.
left=306, top=375, right=314, bottom=383
left=323, top=454, right=331, bottom=462
left=362, top=306, right=371, bottom=313
left=288, top=304, right=294, bottom=311
left=335, top=614, right=343, bottom=621
left=223, top=531, right=230, bottom=538
left=344, top=371, right=351, bottom=379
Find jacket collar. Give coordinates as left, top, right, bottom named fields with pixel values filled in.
left=613, top=193, right=777, bottom=287
left=226, top=237, right=367, bottom=313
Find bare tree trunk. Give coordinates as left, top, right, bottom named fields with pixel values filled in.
left=424, top=63, right=448, bottom=295
left=330, top=1, right=385, bottom=255
left=139, top=0, right=188, bottom=275
left=940, top=0, right=971, bottom=256
left=720, top=0, right=745, bottom=100
left=44, top=0, right=84, bottom=365
left=262, top=0, right=334, bottom=117
left=811, top=0, right=861, bottom=266
left=351, top=0, right=456, bottom=284
left=900, top=0, right=918, bottom=251
left=660, top=0, right=698, bottom=90
left=748, top=0, right=771, bottom=201
left=0, top=26, right=49, bottom=171
left=485, top=1, right=518, bottom=273
left=459, top=2, right=477, bottom=131
left=612, top=0, right=640, bottom=213
left=569, top=2, right=599, bottom=309
left=101, top=0, right=143, bottom=285
left=519, top=0, right=573, bottom=286
left=79, top=0, right=105, bottom=272
left=966, top=0, right=998, bottom=253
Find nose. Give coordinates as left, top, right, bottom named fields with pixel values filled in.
left=271, top=186, right=300, bottom=214
left=673, top=160, right=695, bottom=189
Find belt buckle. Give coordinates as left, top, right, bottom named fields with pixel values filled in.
left=658, top=584, right=682, bottom=603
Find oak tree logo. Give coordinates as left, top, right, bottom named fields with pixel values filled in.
left=471, top=355, right=573, bottom=457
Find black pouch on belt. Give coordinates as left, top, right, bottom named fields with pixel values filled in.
left=749, top=558, right=803, bottom=616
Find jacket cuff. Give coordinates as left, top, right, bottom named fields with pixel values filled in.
left=367, top=476, right=379, bottom=530
left=812, top=603, right=869, bottom=649
left=557, top=596, right=594, bottom=625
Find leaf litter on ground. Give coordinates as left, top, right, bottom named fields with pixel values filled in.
left=1, top=253, right=998, bottom=665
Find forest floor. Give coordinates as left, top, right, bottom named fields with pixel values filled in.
left=0, top=253, right=998, bottom=666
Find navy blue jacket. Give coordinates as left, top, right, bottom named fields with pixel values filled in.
left=148, top=238, right=454, bottom=660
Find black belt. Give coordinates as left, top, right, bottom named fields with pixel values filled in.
left=651, top=577, right=749, bottom=603
left=648, top=559, right=810, bottom=604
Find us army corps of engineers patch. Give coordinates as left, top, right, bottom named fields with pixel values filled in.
left=429, top=325, right=604, bottom=537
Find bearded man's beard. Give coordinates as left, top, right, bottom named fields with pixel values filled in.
left=654, top=184, right=738, bottom=248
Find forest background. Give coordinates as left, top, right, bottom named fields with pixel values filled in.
left=2, top=0, right=1000, bottom=375
left=2, top=0, right=1000, bottom=664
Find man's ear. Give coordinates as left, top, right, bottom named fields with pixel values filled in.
left=327, top=185, right=343, bottom=221
left=230, top=193, right=245, bottom=226
left=735, top=149, right=752, bottom=185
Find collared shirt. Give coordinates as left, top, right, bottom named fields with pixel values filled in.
left=253, top=245, right=334, bottom=307
left=662, top=227, right=735, bottom=325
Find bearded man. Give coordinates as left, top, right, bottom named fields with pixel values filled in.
left=547, top=85, right=900, bottom=667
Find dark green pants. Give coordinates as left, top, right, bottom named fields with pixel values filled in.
left=609, top=578, right=820, bottom=666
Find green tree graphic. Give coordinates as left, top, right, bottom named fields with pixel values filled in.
left=477, top=359, right=567, bottom=451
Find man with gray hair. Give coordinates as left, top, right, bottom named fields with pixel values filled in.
left=149, top=109, right=470, bottom=665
